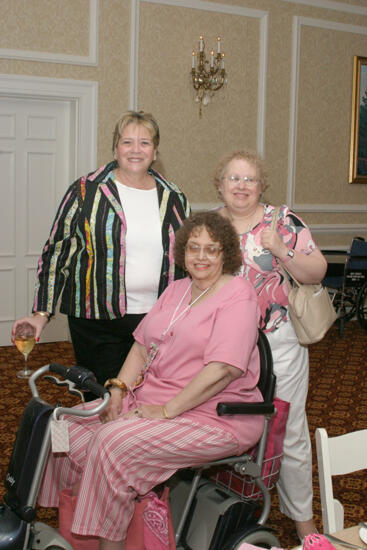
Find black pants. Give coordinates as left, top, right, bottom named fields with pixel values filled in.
left=68, top=314, right=145, bottom=401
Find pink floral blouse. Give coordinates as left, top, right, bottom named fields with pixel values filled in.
left=238, top=204, right=317, bottom=333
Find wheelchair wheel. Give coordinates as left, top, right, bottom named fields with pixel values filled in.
left=357, top=281, right=367, bottom=330
left=224, top=526, right=280, bottom=550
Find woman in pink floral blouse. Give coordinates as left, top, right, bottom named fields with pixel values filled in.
left=213, top=150, right=327, bottom=540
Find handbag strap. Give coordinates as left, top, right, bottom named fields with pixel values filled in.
left=271, top=206, right=301, bottom=291
left=270, top=206, right=281, bottom=232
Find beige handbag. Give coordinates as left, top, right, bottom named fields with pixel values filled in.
left=271, top=207, right=337, bottom=346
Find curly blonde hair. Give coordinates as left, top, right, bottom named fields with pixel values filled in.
left=213, top=150, right=268, bottom=197
left=174, top=211, right=242, bottom=275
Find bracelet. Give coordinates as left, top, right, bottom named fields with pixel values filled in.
left=104, top=378, right=128, bottom=396
left=33, top=311, right=51, bottom=323
left=281, top=249, right=295, bottom=264
left=162, top=405, right=169, bottom=419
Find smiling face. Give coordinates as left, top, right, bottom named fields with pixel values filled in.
left=114, top=123, right=157, bottom=177
left=219, top=158, right=262, bottom=215
left=184, top=226, right=224, bottom=288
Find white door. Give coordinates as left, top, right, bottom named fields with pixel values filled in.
left=0, top=96, right=74, bottom=345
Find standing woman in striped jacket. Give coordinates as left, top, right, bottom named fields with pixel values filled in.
left=11, top=111, right=190, bottom=396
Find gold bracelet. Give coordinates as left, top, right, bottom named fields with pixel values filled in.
left=33, top=311, right=51, bottom=323
left=162, top=405, right=169, bottom=419
left=104, top=378, right=128, bottom=396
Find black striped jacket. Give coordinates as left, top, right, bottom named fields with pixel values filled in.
left=33, top=161, right=190, bottom=319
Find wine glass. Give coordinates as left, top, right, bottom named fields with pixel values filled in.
left=14, top=322, right=36, bottom=379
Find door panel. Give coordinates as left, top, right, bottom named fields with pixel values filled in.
left=0, top=97, right=74, bottom=345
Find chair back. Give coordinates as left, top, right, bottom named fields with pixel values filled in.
left=257, top=329, right=276, bottom=402
left=315, top=427, right=367, bottom=534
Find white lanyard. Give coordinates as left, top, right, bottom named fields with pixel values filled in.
left=140, top=280, right=212, bottom=379
left=161, top=280, right=211, bottom=338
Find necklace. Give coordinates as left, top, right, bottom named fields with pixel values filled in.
left=161, top=281, right=212, bottom=338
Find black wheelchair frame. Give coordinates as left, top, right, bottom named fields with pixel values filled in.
left=170, top=329, right=281, bottom=550
left=322, top=237, right=367, bottom=337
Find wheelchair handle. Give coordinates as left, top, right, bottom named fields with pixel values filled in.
left=28, top=363, right=110, bottom=419
left=48, top=363, right=109, bottom=399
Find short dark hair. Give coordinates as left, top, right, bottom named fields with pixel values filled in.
left=174, top=211, right=242, bottom=275
left=112, top=111, right=160, bottom=152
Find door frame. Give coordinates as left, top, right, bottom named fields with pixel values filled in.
left=0, top=74, right=98, bottom=345
left=0, top=74, right=98, bottom=178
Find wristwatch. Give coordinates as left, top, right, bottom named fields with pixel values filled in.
left=283, top=249, right=295, bottom=263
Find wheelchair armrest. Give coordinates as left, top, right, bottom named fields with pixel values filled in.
left=216, top=401, right=275, bottom=416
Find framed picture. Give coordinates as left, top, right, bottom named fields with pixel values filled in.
left=349, top=55, right=367, bottom=183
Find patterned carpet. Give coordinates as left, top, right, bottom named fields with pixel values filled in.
left=0, top=321, right=366, bottom=548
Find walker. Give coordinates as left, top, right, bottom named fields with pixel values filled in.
left=0, top=363, right=109, bottom=550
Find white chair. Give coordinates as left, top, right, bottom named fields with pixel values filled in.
left=315, top=427, right=367, bottom=534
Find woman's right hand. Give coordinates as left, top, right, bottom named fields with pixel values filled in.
left=11, top=315, right=49, bottom=344
left=99, top=387, right=124, bottom=423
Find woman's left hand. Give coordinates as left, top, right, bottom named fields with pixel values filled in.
left=124, top=403, right=166, bottom=420
left=261, top=228, right=288, bottom=259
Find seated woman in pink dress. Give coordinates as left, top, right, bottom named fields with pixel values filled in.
left=38, top=211, right=265, bottom=550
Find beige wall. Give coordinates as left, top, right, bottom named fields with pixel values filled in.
left=1, top=0, right=367, bottom=248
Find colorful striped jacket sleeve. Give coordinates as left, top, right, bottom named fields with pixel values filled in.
left=33, top=161, right=190, bottom=320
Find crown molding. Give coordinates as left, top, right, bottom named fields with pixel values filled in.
left=288, top=15, right=367, bottom=213
left=0, top=0, right=98, bottom=66
left=129, top=0, right=268, bottom=156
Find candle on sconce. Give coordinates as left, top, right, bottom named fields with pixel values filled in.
left=190, top=34, right=227, bottom=117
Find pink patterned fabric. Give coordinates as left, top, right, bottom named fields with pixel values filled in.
left=143, top=492, right=170, bottom=549
left=303, top=534, right=337, bottom=550
left=238, top=204, right=317, bottom=333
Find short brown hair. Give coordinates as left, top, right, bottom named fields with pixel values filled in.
left=213, top=150, right=268, bottom=195
left=112, top=111, right=160, bottom=153
left=174, top=211, right=242, bottom=275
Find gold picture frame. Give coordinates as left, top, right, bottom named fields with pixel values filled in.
left=349, top=55, right=367, bottom=183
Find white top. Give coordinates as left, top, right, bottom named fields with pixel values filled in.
left=116, top=181, right=163, bottom=314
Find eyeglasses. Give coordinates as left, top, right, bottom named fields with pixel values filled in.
left=185, top=243, right=223, bottom=259
left=224, top=175, right=258, bottom=188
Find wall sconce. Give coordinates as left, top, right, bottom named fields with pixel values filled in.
left=191, top=35, right=227, bottom=117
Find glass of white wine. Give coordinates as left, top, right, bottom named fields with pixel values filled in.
left=14, top=322, right=36, bottom=379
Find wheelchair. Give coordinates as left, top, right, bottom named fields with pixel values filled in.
left=170, top=330, right=282, bottom=550
left=322, top=237, right=367, bottom=337
left=0, top=331, right=282, bottom=550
